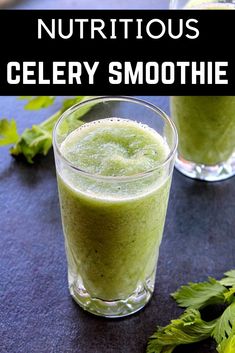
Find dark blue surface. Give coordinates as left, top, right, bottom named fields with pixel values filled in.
left=1, top=96, right=235, bottom=353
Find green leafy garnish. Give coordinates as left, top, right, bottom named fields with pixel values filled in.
left=172, top=277, right=227, bottom=309
left=20, top=96, right=55, bottom=110
left=224, top=287, right=235, bottom=304
left=10, top=114, right=59, bottom=163
left=0, top=96, right=93, bottom=163
left=220, top=271, right=235, bottom=287
left=0, top=119, right=19, bottom=146
left=217, top=324, right=235, bottom=353
left=212, top=301, right=235, bottom=344
left=147, top=308, right=216, bottom=353
left=147, top=270, right=235, bottom=353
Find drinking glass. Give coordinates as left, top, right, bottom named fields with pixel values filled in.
left=53, top=96, right=177, bottom=317
left=170, top=0, right=235, bottom=181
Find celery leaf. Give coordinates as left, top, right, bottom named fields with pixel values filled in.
left=172, top=277, right=227, bottom=309
left=147, top=308, right=216, bottom=353
left=0, top=119, right=19, bottom=146
left=212, top=301, right=235, bottom=344
left=217, top=324, right=235, bottom=353
left=10, top=96, right=93, bottom=163
left=21, top=96, right=55, bottom=110
left=220, top=271, right=235, bottom=287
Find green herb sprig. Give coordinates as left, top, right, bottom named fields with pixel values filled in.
left=0, top=96, right=92, bottom=163
left=147, top=270, right=235, bottom=353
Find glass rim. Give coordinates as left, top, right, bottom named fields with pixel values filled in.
left=53, top=96, right=178, bottom=181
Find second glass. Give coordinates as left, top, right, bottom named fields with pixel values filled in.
left=53, top=97, right=177, bottom=318
left=170, top=0, right=235, bottom=181
left=171, top=96, right=235, bottom=181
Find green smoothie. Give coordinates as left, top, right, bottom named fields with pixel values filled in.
left=57, top=118, right=171, bottom=301
left=171, top=97, right=235, bottom=165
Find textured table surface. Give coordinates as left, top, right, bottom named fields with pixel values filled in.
left=1, top=96, right=235, bottom=353
left=1, top=1, right=235, bottom=353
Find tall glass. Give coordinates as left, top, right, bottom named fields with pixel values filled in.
left=171, top=97, right=235, bottom=181
left=170, top=0, right=235, bottom=181
left=53, top=97, right=177, bottom=318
